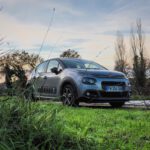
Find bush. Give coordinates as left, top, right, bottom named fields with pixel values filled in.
left=129, top=78, right=150, bottom=96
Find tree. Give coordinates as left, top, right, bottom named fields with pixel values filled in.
left=114, top=31, right=129, bottom=74
left=60, top=49, right=81, bottom=58
left=130, top=19, right=146, bottom=93
left=0, top=50, right=43, bottom=88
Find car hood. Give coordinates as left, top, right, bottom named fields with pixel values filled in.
left=67, top=69, right=125, bottom=79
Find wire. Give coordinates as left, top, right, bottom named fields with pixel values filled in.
left=95, top=46, right=110, bottom=58
left=47, top=35, right=63, bottom=59
left=38, top=8, right=55, bottom=56
left=85, top=46, right=110, bottom=71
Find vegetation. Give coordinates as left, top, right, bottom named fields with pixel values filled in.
left=0, top=96, right=150, bottom=150
left=130, top=19, right=147, bottom=94
left=60, top=49, right=80, bottom=58
left=114, top=19, right=150, bottom=95
left=114, top=31, right=129, bottom=74
left=0, top=51, right=43, bottom=88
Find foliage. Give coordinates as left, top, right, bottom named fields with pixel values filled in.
left=115, top=32, right=129, bottom=74
left=130, top=78, right=150, bottom=96
left=60, top=49, right=81, bottom=58
left=0, top=51, right=43, bottom=88
left=114, top=31, right=129, bottom=74
left=0, top=50, right=43, bottom=70
left=0, top=97, right=150, bottom=149
left=130, top=19, right=147, bottom=94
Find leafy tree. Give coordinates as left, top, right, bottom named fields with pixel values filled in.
left=114, top=31, right=129, bottom=74
left=60, top=49, right=81, bottom=58
left=0, top=50, right=43, bottom=88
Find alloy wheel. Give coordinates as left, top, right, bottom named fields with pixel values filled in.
left=62, top=84, right=79, bottom=106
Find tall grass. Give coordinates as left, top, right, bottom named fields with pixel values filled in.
left=0, top=97, right=98, bottom=150
left=0, top=93, right=150, bottom=150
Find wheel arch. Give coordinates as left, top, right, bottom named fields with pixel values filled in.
left=60, top=78, right=79, bottom=98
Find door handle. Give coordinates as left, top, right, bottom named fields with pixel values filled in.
left=44, top=76, right=47, bottom=79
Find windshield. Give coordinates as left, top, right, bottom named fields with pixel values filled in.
left=62, top=59, right=107, bottom=70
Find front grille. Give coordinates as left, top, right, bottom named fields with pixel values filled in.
left=100, top=91, right=128, bottom=98
left=94, top=74, right=124, bottom=79
left=101, top=81, right=127, bottom=98
left=102, top=81, right=125, bottom=87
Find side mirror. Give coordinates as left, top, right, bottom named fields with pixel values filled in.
left=51, top=67, right=58, bottom=74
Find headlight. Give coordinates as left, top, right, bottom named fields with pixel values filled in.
left=82, top=77, right=96, bottom=85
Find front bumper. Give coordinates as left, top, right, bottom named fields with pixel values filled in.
left=77, top=78, right=131, bottom=103
left=79, top=90, right=130, bottom=103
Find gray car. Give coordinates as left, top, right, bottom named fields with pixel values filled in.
left=26, top=58, right=131, bottom=107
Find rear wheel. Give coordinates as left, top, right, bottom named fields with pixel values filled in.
left=109, top=102, right=125, bottom=108
left=61, top=84, right=79, bottom=107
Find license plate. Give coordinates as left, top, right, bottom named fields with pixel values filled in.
left=105, top=86, right=123, bottom=92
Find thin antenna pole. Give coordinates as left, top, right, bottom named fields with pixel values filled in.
left=38, top=8, right=55, bottom=56
left=86, top=46, right=109, bottom=71
left=47, top=35, right=63, bottom=59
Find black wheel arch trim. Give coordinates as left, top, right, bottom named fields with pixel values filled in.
left=60, top=77, right=79, bottom=98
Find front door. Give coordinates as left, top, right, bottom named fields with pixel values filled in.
left=43, top=60, right=62, bottom=98
left=32, top=61, right=49, bottom=97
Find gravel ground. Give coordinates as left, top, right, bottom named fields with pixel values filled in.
left=80, top=100, right=150, bottom=109
left=41, top=99, right=150, bottom=109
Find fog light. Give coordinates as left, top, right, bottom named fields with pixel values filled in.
left=86, top=92, right=90, bottom=96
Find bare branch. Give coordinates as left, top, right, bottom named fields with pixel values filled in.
left=130, top=19, right=147, bottom=94
left=114, top=31, right=129, bottom=74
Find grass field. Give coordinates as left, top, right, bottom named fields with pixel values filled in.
left=0, top=97, right=150, bottom=149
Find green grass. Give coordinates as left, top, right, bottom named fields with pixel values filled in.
left=0, top=96, right=150, bottom=149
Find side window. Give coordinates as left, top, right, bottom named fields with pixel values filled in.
left=36, top=61, right=48, bottom=73
left=47, top=60, right=59, bottom=73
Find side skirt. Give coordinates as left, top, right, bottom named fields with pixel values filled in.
left=35, top=95, right=60, bottom=100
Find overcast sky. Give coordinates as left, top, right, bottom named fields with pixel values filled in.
left=0, top=0, right=150, bottom=69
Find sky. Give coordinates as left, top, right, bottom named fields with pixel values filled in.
left=0, top=0, right=150, bottom=69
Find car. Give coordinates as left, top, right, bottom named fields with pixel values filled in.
left=26, top=58, right=131, bottom=107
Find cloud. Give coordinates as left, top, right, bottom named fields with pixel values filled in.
left=0, top=0, right=150, bottom=69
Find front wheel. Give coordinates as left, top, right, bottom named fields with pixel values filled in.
left=61, top=84, right=79, bottom=107
left=109, top=102, right=125, bottom=108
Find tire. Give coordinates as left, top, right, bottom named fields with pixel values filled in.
left=109, top=102, right=125, bottom=108
left=61, top=84, right=79, bottom=107
left=24, top=85, right=36, bottom=102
